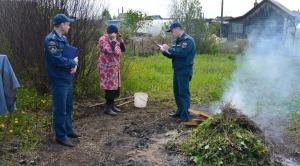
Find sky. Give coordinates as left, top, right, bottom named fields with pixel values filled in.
left=103, top=0, right=300, bottom=19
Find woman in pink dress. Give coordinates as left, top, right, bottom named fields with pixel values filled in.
left=98, top=25, right=125, bottom=116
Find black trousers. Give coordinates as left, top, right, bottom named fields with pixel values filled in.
left=105, top=88, right=120, bottom=104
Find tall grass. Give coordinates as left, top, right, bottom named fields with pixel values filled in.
left=121, top=54, right=237, bottom=104
left=74, top=53, right=236, bottom=104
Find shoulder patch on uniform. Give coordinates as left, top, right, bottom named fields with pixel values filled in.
left=48, top=41, right=57, bottom=46
left=181, top=42, right=188, bottom=48
left=47, top=40, right=58, bottom=54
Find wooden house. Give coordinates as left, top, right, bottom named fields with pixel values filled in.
left=228, top=0, right=300, bottom=41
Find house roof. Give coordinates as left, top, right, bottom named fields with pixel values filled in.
left=231, top=0, right=299, bottom=21
left=145, top=15, right=163, bottom=20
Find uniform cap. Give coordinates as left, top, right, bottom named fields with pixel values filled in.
left=166, top=22, right=182, bottom=32
left=52, top=14, right=75, bottom=25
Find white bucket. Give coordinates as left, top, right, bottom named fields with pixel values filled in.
left=134, top=92, right=148, bottom=108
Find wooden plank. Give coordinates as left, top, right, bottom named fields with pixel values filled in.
left=117, top=100, right=134, bottom=107
left=89, top=96, right=134, bottom=108
left=193, top=118, right=204, bottom=123
left=189, top=109, right=210, bottom=119
left=88, top=102, right=105, bottom=108
left=114, top=96, right=134, bottom=102
left=183, top=119, right=200, bottom=127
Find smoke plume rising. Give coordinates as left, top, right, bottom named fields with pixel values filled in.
left=221, top=26, right=300, bottom=164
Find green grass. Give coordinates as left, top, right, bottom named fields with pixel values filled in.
left=288, top=97, right=300, bottom=145
left=121, top=54, right=236, bottom=104
left=289, top=112, right=300, bottom=145
left=0, top=88, right=51, bottom=163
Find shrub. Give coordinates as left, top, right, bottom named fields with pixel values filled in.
left=219, top=39, right=248, bottom=54
left=0, top=0, right=104, bottom=94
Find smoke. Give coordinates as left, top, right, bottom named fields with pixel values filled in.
left=220, top=22, right=300, bottom=163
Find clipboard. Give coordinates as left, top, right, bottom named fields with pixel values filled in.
left=63, top=44, right=78, bottom=59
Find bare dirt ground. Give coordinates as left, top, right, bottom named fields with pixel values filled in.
left=5, top=100, right=299, bottom=166
left=16, top=100, right=194, bottom=166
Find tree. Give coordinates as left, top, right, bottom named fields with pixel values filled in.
left=170, top=0, right=218, bottom=54
left=120, top=9, right=149, bottom=35
left=170, top=0, right=204, bottom=33
left=101, top=9, right=112, bottom=20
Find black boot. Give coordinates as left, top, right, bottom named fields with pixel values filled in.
left=67, top=131, right=81, bottom=138
left=104, top=104, right=117, bottom=116
left=56, top=139, right=75, bottom=147
left=112, top=103, right=121, bottom=112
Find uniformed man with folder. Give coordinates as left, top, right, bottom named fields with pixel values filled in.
left=44, top=13, right=80, bottom=147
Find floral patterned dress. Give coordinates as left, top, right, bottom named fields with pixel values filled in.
left=98, top=35, right=122, bottom=90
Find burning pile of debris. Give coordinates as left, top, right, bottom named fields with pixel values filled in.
left=181, top=103, right=279, bottom=165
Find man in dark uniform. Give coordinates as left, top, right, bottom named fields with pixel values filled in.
left=44, top=14, right=80, bottom=147
left=160, top=22, right=196, bottom=122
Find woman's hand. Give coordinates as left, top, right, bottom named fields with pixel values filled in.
left=109, top=33, right=117, bottom=42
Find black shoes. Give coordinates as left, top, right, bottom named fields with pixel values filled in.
left=68, top=132, right=81, bottom=138
left=56, top=131, right=80, bottom=147
left=104, top=104, right=117, bottom=116
left=56, top=139, right=75, bottom=147
left=169, top=112, right=179, bottom=118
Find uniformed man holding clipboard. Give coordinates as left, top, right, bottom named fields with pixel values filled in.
left=44, top=14, right=80, bottom=147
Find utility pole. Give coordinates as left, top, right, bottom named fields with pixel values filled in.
left=220, top=0, right=224, bottom=38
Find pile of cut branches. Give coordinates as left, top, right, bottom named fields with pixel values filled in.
left=181, top=103, right=277, bottom=165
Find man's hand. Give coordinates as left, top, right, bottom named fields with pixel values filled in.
left=160, top=44, right=170, bottom=52
left=71, top=57, right=78, bottom=74
left=70, top=66, right=77, bottom=74
left=160, top=46, right=165, bottom=52
left=74, top=57, right=78, bottom=64
left=162, top=44, right=170, bottom=50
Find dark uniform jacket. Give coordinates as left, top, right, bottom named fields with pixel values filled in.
left=163, top=33, right=196, bottom=75
left=44, top=31, right=77, bottom=85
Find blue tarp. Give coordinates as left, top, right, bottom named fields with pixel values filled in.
left=0, top=54, right=20, bottom=115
